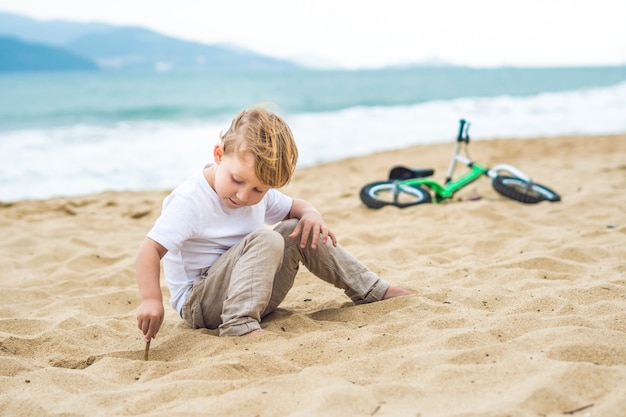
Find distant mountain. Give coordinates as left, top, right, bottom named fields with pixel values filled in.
left=64, top=26, right=298, bottom=71
left=0, top=36, right=97, bottom=72
left=0, top=11, right=300, bottom=72
left=0, top=11, right=113, bottom=45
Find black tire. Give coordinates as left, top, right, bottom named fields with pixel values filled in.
left=492, top=176, right=561, bottom=204
left=360, top=181, right=432, bottom=209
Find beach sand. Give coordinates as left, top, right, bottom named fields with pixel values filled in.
left=1, top=134, right=625, bottom=417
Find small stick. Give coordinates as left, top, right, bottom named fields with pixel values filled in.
left=143, top=340, right=151, bottom=361
left=563, top=403, right=594, bottom=415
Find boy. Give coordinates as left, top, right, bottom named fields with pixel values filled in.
left=136, top=107, right=410, bottom=340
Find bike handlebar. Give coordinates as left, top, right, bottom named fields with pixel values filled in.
left=457, top=119, right=470, bottom=143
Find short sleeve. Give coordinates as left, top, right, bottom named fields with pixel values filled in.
left=264, top=189, right=292, bottom=225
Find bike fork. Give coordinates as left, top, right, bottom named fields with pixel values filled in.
left=488, top=164, right=534, bottom=182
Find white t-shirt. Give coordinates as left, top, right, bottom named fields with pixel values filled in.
left=147, top=165, right=293, bottom=314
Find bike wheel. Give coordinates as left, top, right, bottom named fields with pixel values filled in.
left=492, top=176, right=561, bottom=204
left=360, top=181, right=432, bottom=209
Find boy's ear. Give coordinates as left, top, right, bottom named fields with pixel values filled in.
left=213, top=144, right=224, bottom=163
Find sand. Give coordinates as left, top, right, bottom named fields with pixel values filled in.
left=1, top=134, right=625, bottom=417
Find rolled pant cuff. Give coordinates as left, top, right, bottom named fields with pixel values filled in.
left=218, top=319, right=261, bottom=337
left=358, top=279, right=390, bottom=304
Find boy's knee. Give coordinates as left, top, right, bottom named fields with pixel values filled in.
left=273, top=218, right=298, bottom=237
left=249, top=229, right=284, bottom=253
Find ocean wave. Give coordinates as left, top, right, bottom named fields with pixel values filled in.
left=2, top=67, right=625, bottom=133
left=290, top=81, right=626, bottom=166
left=1, top=82, right=625, bottom=202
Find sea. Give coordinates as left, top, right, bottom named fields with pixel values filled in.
left=1, top=66, right=626, bottom=202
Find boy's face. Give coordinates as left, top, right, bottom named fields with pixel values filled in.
left=211, top=144, right=270, bottom=209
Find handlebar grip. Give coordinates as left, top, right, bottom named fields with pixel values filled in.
left=457, top=119, right=466, bottom=142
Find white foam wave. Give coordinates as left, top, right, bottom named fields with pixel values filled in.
left=1, top=83, right=625, bottom=201
left=290, top=81, right=626, bottom=166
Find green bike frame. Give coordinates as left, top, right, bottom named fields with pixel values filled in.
left=399, top=119, right=491, bottom=202
left=402, top=159, right=489, bottom=202
left=382, top=119, right=540, bottom=204
left=360, top=119, right=560, bottom=209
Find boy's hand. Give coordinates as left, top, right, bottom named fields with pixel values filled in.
left=288, top=210, right=338, bottom=249
left=135, top=237, right=167, bottom=342
left=137, top=299, right=164, bottom=342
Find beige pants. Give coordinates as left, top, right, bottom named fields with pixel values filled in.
left=181, top=219, right=389, bottom=336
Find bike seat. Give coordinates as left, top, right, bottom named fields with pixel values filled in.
left=388, top=166, right=435, bottom=180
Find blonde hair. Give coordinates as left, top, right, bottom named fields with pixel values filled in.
left=220, top=107, right=298, bottom=188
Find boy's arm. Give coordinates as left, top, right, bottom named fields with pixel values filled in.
left=136, top=237, right=168, bottom=342
left=287, top=198, right=338, bottom=249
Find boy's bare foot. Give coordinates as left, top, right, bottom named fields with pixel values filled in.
left=382, top=285, right=412, bottom=300
left=244, top=329, right=266, bottom=337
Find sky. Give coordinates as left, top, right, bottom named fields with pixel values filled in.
left=1, top=0, right=625, bottom=69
